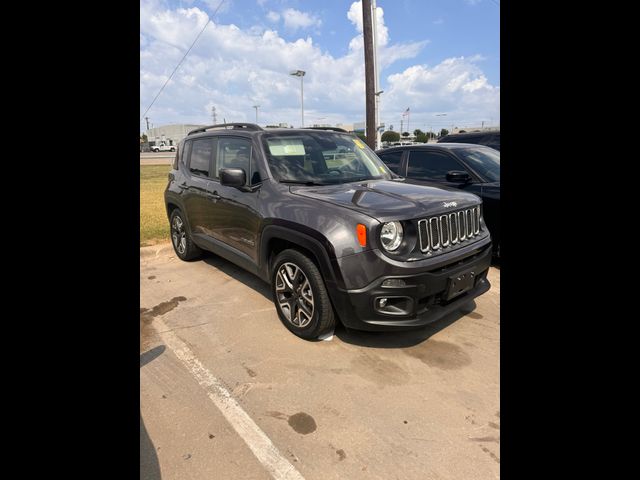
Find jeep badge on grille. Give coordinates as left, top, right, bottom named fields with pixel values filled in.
left=443, top=201, right=458, bottom=208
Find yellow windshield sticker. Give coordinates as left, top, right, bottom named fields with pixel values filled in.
left=353, top=138, right=366, bottom=149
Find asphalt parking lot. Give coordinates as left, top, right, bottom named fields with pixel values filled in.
left=140, top=243, right=500, bottom=480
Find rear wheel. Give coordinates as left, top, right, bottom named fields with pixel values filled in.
left=170, top=209, right=202, bottom=261
left=271, top=249, right=335, bottom=340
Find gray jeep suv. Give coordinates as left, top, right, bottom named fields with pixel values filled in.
left=164, top=123, right=492, bottom=339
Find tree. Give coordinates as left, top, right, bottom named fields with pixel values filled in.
left=415, top=132, right=429, bottom=143
left=381, top=130, right=400, bottom=142
left=413, top=129, right=424, bottom=137
left=402, top=132, right=410, bottom=137
left=458, top=130, right=466, bottom=133
left=439, top=128, right=449, bottom=137
left=140, top=134, right=148, bottom=143
left=356, top=132, right=367, bottom=142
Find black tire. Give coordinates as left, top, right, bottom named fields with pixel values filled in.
left=271, top=249, right=336, bottom=340
left=169, top=209, right=202, bottom=261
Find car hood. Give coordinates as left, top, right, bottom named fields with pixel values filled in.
left=289, top=179, right=481, bottom=222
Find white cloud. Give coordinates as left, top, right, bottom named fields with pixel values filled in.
left=382, top=57, right=500, bottom=129
left=266, top=11, right=280, bottom=22
left=281, top=8, right=321, bottom=31
left=139, top=1, right=499, bottom=130
left=433, top=18, right=444, bottom=25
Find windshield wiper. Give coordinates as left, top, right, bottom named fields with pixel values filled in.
left=279, top=179, right=328, bottom=186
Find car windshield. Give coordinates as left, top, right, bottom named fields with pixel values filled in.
left=458, top=147, right=500, bottom=182
left=262, top=131, right=394, bottom=185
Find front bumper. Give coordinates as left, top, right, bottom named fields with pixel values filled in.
left=331, top=241, right=492, bottom=331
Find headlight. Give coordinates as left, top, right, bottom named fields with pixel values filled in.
left=380, top=221, right=403, bottom=251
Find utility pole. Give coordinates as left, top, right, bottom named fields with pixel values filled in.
left=252, top=105, right=260, bottom=124
left=362, top=0, right=376, bottom=150
left=211, top=106, right=217, bottom=124
left=145, top=117, right=150, bottom=131
left=372, top=0, right=381, bottom=150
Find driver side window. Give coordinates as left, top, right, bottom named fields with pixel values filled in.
left=407, top=150, right=465, bottom=181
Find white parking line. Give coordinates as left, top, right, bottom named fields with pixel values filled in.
left=153, top=317, right=305, bottom=480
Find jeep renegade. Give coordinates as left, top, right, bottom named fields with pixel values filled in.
left=164, top=123, right=492, bottom=340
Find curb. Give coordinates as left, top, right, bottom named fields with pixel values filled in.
left=140, top=242, right=173, bottom=258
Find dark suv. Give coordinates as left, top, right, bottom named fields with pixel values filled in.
left=438, top=130, right=500, bottom=151
left=164, top=123, right=493, bottom=339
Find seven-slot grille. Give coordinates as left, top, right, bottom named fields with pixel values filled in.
left=418, top=205, right=482, bottom=253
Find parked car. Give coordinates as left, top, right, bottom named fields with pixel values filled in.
left=152, top=143, right=176, bottom=152
left=165, top=123, right=492, bottom=339
left=376, top=143, right=500, bottom=257
left=438, top=130, right=500, bottom=151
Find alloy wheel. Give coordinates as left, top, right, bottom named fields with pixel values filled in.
left=171, top=215, right=187, bottom=255
left=275, top=262, right=315, bottom=327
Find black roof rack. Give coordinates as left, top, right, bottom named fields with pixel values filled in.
left=188, top=123, right=264, bottom=135
left=303, top=127, right=349, bottom=133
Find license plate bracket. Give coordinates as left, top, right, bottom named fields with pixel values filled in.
left=445, top=269, right=477, bottom=301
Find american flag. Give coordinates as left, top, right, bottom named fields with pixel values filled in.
left=402, top=107, right=410, bottom=116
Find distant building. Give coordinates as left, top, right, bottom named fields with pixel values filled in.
left=145, top=124, right=207, bottom=146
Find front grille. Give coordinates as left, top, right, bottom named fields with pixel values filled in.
left=418, top=205, right=482, bottom=253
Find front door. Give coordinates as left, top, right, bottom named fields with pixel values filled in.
left=207, top=136, right=262, bottom=262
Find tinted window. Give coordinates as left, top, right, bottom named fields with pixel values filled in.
left=217, top=137, right=252, bottom=182
left=458, top=147, right=500, bottom=182
left=181, top=141, right=191, bottom=166
left=407, top=150, right=465, bottom=181
left=189, top=138, right=213, bottom=177
left=378, top=151, right=403, bottom=174
left=172, top=145, right=179, bottom=169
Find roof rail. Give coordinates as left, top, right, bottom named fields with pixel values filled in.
left=304, top=126, right=349, bottom=133
left=188, top=123, right=264, bottom=135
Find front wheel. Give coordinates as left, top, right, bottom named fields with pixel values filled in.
left=271, top=249, right=336, bottom=340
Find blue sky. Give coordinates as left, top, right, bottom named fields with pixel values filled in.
left=140, top=0, right=500, bottom=133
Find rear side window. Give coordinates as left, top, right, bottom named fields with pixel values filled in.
left=172, top=145, right=179, bottom=169
left=181, top=141, right=192, bottom=167
left=189, top=138, right=213, bottom=177
left=407, top=150, right=465, bottom=181
left=378, top=151, right=403, bottom=174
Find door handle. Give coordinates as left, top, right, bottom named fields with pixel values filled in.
left=208, top=191, right=221, bottom=200
left=178, top=183, right=188, bottom=189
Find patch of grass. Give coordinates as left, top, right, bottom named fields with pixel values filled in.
left=140, top=165, right=171, bottom=246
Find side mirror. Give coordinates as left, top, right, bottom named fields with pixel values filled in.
left=219, top=168, right=246, bottom=187
left=446, top=170, right=471, bottom=183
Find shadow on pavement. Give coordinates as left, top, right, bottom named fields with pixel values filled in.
left=198, top=251, right=482, bottom=348
left=140, top=413, right=161, bottom=480
left=140, top=345, right=166, bottom=368
left=140, top=346, right=165, bottom=480
left=335, top=300, right=477, bottom=348
left=202, top=252, right=272, bottom=301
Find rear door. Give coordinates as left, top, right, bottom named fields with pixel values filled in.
left=182, top=137, right=215, bottom=236
left=377, top=149, right=406, bottom=175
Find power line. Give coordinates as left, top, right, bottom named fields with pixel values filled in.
left=139, top=0, right=226, bottom=121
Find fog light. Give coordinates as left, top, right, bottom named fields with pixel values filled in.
left=378, top=298, right=388, bottom=308
left=382, top=278, right=406, bottom=287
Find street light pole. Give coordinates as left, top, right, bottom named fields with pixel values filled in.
left=252, top=105, right=260, bottom=124
left=289, top=70, right=306, bottom=127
